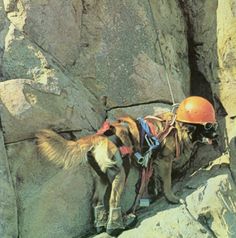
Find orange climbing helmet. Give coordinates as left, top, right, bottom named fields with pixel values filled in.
left=176, top=96, right=216, bottom=125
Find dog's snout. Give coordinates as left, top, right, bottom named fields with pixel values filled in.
left=210, top=132, right=218, bottom=140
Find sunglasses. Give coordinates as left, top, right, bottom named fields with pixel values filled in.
left=203, top=123, right=218, bottom=131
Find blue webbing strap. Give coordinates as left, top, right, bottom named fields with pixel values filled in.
left=137, top=117, right=160, bottom=149
left=135, top=118, right=161, bottom=167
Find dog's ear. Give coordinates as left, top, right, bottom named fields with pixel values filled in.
left=181, top=124, right=197, bottom=142
left=185, top=124, right=197, bottom=133
left=181, top=123, right=197, bottom=133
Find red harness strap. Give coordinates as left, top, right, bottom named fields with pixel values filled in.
left=144, top=116, right=163, bottom=137
left=97, top=121, right=133, bottom=157
left=119, top=146, right=133, bottom=156
left=96, top=120, right=111, bottom=135
left=132, top=161, right=153, bottom=213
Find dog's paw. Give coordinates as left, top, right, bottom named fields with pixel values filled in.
left=96, top=226, right=106, bottom=234
left=124, top=213, right=138, bottom=229
left=106, top=228, right=124, bottom=237
left=165, top=193, right=180, bottom=204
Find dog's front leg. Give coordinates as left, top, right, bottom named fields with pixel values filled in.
left=157, top=157, right=180, bottom=204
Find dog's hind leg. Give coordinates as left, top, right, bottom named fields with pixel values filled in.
left=106, top=166, right=126, bottom=236
left=87, top=150, right=109, bottom=233
left=92, top=176, right=108, bottom=234
left=157, top=157, right=180, bottom=204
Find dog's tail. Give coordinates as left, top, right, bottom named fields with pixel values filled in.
left=36, top=129, right=86, bottom=169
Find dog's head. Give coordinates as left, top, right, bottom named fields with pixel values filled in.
left=183, top=122, right=218, bottom=144
left=175, top=96, right=218, bottom=145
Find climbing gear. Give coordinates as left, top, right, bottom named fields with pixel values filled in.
left=176, top=96, right=216, bottom=124
left=156, top=30, right=176, bottom=105
left=171, top=103, right=180, bottom=113
left=137, top=117, right=160, bottom=149
left=96, top=120, right=111, bottom=135
left=119, top=146, right=133, bottom=156
left=132, top=113, right=180, bottom=213
left=97, top=120, right=133, bottom=157
left=145, top=114, right=180, bottom=160
left=134, top=118, right=160, bottom=167
left=134, top=133, right=159, bottom=168
left=132, top=162, right=153, bottom=213
left=94, top=205, right=108, bottom=234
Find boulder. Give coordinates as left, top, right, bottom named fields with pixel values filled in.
left=0, top=1, right=9, bottom=80
left=69, top=0, right=189, bottom=107
left=6, top=139, right=139, bottom=238
left=0, top=130, right=17, bottom=238
left=4, top=0, right=82, bottom=66
left=2, top=0, right=189, bottom=107
left=0, top=79, right=105, bottom=143
left=96, top=155, right=236, bottom=238
left=217, top=0, right=236, bottom=178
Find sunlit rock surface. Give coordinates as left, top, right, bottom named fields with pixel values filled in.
left=0, top=0, right=235, bottom=237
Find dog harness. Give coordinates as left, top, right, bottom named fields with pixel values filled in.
left=132, top=114, right=180, bottom=213
left=96, top=120, right=133, bottom=157
left=145, top=115, right=180, bottom=160
left=96, top=115, right=181, bottom=213
left=134, top=117, right=160, bottom=167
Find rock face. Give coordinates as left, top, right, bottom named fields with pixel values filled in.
left=0, top=78, right=105, bottom=143
left=0, top=130, right=17, bottom=238
left=6, top=139, right=140, bottom=238
left=93, top=156, right=236, bottom=238
left=217, top=0, right=236, bottom=179
left=68, top=0, right=189, bottom=106
left=0, top=0, right=235, bottom=238
left=117, top=155, right=236, bottom=238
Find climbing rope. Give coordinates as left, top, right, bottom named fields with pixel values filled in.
left=156, top=30, right=176, bottom=105
left=148, top=0, right=177, bottom=108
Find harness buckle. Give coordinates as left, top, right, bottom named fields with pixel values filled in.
left=134, top=152, right=143, bottom=164
left=139, top=198, right=150, bottom=207
left=134, top=150, right=152, bottom=168
left=144, top=134, right=160, bottom=150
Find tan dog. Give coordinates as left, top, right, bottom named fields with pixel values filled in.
left=36, top=112, right=216, bottom=236
left=36, top=123, right=134, bottom=236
